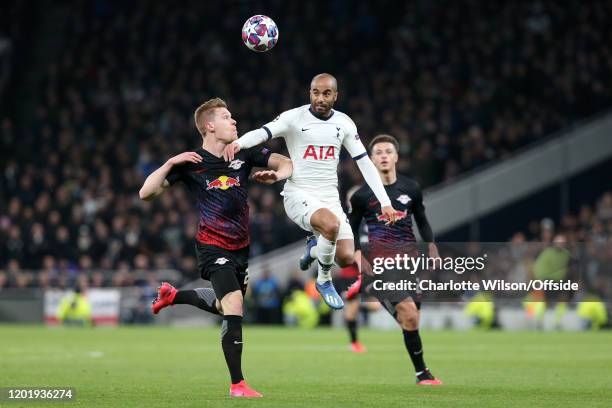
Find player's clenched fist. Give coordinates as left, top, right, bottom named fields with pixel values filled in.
left=167, top=152, right=203, bottom=166
left=251, top=170, right=281, bottom=185
left=381, top=205, right=398, bottom=225
left=223, top=141, right=241, bottom=161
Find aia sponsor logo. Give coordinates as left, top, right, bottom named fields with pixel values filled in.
left=206, top=175, right=240, bottom=190
left=303, top=145, right=336, bottom=160
left=376, top=209, right=408, bottom=222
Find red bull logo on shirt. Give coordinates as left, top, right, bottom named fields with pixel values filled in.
left=206, top=175, right=241, bottom=190
left=376, top=209, right=408, bottom=222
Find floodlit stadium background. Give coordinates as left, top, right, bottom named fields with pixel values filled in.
left=1, top=0, right=612, bottom=394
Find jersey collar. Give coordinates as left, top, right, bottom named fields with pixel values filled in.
left=308, top=107, right=335, bottom=121
left=198, top=147, right=225, bottom=161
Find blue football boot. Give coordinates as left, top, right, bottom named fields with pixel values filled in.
left=316, top=280, right=344, bottom=309
left=299, top=235, right=318, bottom=271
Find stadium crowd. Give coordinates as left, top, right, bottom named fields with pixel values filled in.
left=0, top=2, right=23, bottom=112
left=1, top=1, right=612, bottom=289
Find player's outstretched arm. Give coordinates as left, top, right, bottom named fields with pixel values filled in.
left=139, top=151, right=202, bottom=200
left=354, top=156, right=397, bottom=224
left=223, top=128, right=269, bottom=161
left=342, top=120, right=396, bottom=224
left=224, top=111, right=292, bottom=161
left=251, top=153, right=292, bottom=185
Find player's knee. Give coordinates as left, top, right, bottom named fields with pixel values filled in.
left=396, top=301, right=419, bottom=330
left=397, top=313, right=419, bottom=330
left=336, top=251, right=354, bottom=267
left=321, top=218, right=340, bottom=239
left=312, top=209, right=340, bottom=239
left=220, top=290, right=243, bottom=316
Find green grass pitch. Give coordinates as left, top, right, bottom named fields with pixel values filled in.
left=1, top=325, right=611, bottom=407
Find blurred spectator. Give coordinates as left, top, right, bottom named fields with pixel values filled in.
left=285, top=270, right=306, bottom=295
left=252, top=269, right=282, bottom=324
left=282, top=289, right=319, bottom=329
left=56, top=286, right=92, bottom=327
left=533, top=234, right=571, bottom=282
left=577, top=294, right=608, bottom=330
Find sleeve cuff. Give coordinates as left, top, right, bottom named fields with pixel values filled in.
left=262, top=126, right=272, bottom=141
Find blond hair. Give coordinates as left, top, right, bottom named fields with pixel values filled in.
left=194, top=98, right=228, bottom=136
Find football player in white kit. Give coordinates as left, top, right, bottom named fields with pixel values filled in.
left=224, top=73, right=397, bottom=309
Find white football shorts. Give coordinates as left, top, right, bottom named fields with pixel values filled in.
left=282, top=189, right=354, bottom=241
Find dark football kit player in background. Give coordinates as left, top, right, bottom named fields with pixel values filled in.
left=345, top=134, right=443, bottom=385
left=140, top=98, right=292, bottom=398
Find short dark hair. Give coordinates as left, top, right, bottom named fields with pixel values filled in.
left=368, top=134, right=399, bottom=154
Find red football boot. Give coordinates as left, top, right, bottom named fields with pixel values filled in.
left=151, top=282, right=177, bottom=315
left=345, top=275, right=362, bottom=300
left=229, top=381, right=263, bottom=398
left=350, top=341, right=367, bottom=353
left=416, top=369, right=443, bottom=385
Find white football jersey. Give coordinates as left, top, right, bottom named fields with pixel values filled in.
left=263, top=105, right=367, bottom=200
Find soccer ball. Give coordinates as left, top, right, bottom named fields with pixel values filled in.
left=241, top=15, right=279, bottom=52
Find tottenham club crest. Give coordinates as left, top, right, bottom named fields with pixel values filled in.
left=396, top=194, right=411, bottom=205
left=228, top=159, right=244, bottom=170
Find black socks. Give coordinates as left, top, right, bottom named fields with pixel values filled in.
left=173, top=290, right=245, bottom=384
left=221, top=315, right=244, bottom=384
left=347, top=320, right=358, bottom=343
left=402, top=329, right=426, bottom=373
left=173, top=291, right=244, bottom=384
left=173, top=288, right=220, bottom=315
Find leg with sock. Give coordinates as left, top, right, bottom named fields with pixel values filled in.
left=395, top=300, right=442, bottom=385
left=348, top=319, right=366, bottom=353
left=403, top=329, right=426, bottom=373
left=345, top=298, right=366, bottom=352
left=347, top=320, right=358, bottom=343
left=316, top=235, right=336, bottom=284
left=216, top=282, right=262, bottom=397
left=223, top=315, right=263, bottom=397
left=221, top=315, right=244, bottom=385
left=314, top=234, right=344, bottom=309
left=308, top=209, right=344, bottom=308
left=173, top=288, right=220, bottom=315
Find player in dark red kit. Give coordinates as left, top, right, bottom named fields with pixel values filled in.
left=139, top=98, right=292, bottom=398
left=345, top=134, right=443, bottom=385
